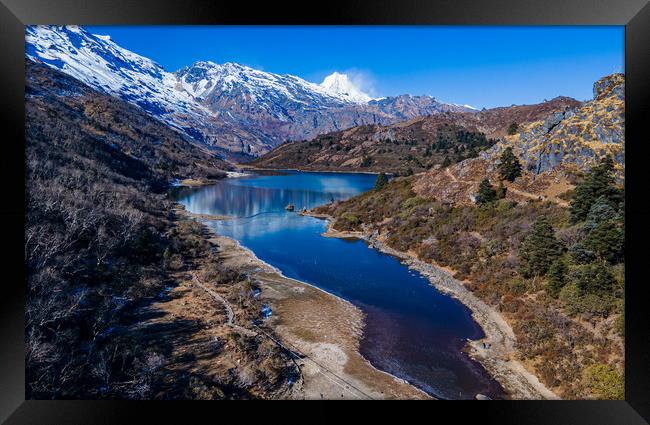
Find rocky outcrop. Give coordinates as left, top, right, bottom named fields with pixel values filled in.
left=504, top=74, right=624, bottom=175
left=412, top=73, right=624, bottom=206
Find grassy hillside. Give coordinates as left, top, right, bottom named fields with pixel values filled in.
left=315, top=157, right=624, bottom=399
left=25, top=61, right=295, bottom=399
left=26, top=60, right=231, bottom=183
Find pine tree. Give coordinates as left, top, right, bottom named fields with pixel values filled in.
left=476, top=179, right=497, bottom=204
left=571, top=262, right=615, bottom=295
left=518, top=216, right=564, bottom=278
left=507, top=122, right=519, bottom=135
left=570, top=155, right=622, bottom=223
left=498, top=147, right=522, bottom=182
left=546, top=258, right=567, bottom=297
left=441, top=156, right=451, bottom=168
left=584, top=220, right=624, bottom=264
left=374, top=172, right=389, bottom=190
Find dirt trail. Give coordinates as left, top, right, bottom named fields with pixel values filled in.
left=506, top=185, right=569, bottom=207
left=191, top=273, right=257, bottom=337
left=210, top=234, right=429, bottom=400
left=445, top=167, right=569, bottom=207
left=191, top=272, right=377, bottom=398
left=445, top=168, right=474, bottom=185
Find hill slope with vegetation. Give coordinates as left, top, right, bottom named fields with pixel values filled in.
left=413, top=74, right=624, bottom=206
left=25, top=61, right=297, bottom=399
left=250, top=97, right=580, bottom=174
left=313, top=74, right=625, bottom=400
left=315, top=157, right=624, bottom=399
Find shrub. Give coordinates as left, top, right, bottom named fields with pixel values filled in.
left=167, top=254, right=184, bottom=270
left=582, top=364, right=624, bottom=399
left=336, top=213, right=362, bottom=231
left=570, top=262, right=615, bottom=295
left=614, top=313, right=625, bottom=337
left=559, top=282, right=615, bottom=318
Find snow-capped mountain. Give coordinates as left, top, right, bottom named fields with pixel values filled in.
left=320, top=72, right=373, bottom=103
left=25, top=26, right=205, bottom=120
left=26, top=25, right=476, bottom=157
left=175, top=61, right=367, bottom=106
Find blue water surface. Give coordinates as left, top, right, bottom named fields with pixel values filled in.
left=172, top=170, right=504, bottom=399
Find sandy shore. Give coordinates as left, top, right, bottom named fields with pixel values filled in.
left=180, top=208, right=429, bottom=399
left=315, top=214, right=559, bottom=400
left=239, top=164, right=382, bottom=175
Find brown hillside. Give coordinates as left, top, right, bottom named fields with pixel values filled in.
left=250, top=97, right=581, bottom=174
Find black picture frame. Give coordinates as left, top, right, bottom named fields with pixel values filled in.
left=1, top=0, right=649, bottom=423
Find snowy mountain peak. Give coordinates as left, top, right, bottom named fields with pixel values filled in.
left=320, top=72, right=372, bottom=103
left=26, top=25, right=477, bottom=155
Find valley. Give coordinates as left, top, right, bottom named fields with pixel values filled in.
left=25, top=25, right=625, bottom=401
left=26, top=26, right=473, bottom=157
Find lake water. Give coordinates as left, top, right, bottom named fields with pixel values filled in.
left=171, top=170, right=505, bottom=399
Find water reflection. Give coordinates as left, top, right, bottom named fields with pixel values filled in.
left=179, top=171, right=372, bottom=218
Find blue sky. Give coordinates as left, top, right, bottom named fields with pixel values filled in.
left=86, top=26, right=624, bottom=109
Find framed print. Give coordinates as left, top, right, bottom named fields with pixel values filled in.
left=1, top=0, right=649, bottom=423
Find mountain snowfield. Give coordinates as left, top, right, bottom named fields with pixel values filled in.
left=175, top=61, right=372, bottom=105
left=319, top=72, right=373, bottom=103
left=26, top=25, right=475, bottom=156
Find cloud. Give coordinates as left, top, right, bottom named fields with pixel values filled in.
left=343, top=68, right=380, bottom=98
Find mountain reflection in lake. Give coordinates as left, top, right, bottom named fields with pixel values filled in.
left=171, top=170, right=505, bottom=399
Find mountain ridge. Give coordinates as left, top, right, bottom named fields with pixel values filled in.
left=251, top=96, right=582, bottom=173
left=26, top=25, right=474, bottom=157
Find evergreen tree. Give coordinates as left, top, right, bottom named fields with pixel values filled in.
left=583, top=197, right=618, bottom=232
left=570, top=262, right=615, bottom=295
left=476, top=179, right=497, bottom=204
left=570, top=156, right=622, bottom=223
left=584, top=220, right=624, bottom=264
left=374, top=172, right=389, bottom=190
left=441, top=156, right=451, bottom=167
left=498, top=147, right=522, bottom=182
left=163, top=247, right=172, bottom=264
left=546, top=258, right=568, bottom=297
left=518, top=216, right=564, bottom=277
left=507, top=122, right=519, bottom=135
left=569, top=243, right=596, bottom=264
left=580, top=196, right=624, bottom=263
